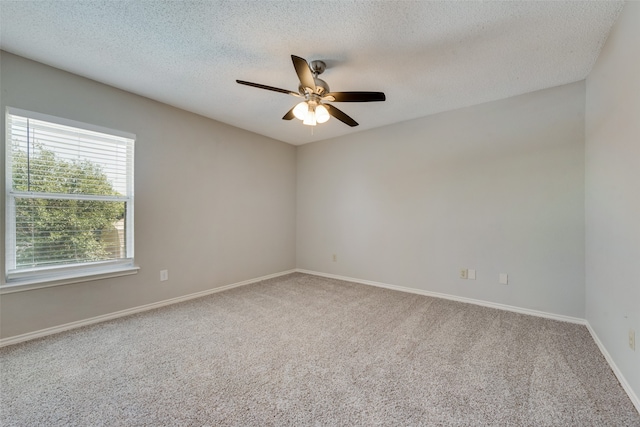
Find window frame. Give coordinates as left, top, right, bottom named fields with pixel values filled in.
left=3, top=107, right=137, bottom=292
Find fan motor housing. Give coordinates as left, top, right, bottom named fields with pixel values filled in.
left=314, top=78, right=329, bottom=95
left=299, top=77, right=329, bottom=96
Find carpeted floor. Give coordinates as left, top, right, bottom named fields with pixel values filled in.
left=1, top=273, right=639, bottom=426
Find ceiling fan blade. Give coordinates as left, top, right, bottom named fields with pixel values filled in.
left=236, top=80, right=300, bottom=97
left=291, top=55, right=316, bottom=93
left=282, top=106, right=296, bottom=120
left=326, top=104, right=358, bottom=127
left=324, top=92, right=386, bottom=102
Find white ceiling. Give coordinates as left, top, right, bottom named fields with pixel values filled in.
left=0, top=1, right=624, bottom=145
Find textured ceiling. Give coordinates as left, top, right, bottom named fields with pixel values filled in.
left=0, top=1, right=624, bottom=145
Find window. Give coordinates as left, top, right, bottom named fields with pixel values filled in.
left=4, top=108, right=135, bottom=288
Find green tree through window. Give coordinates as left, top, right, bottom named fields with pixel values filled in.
left=12, top=143, right=126, bottom=267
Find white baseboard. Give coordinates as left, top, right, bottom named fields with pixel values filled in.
left=296, top=269, right=585, bottom=324
left=0, top=269, right=296, bottom=348
left=586, top=322, right=640, bottom=414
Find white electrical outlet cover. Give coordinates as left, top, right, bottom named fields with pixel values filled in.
left=499, top=273, right=508, bottom=285
left=468, top=269, right=476, bottom=280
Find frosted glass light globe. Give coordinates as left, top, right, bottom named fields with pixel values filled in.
left=303, top=108, right=316, bottom=126
left=315, top=104, right=330, bottom=123
left=293, top=102, right=308, bottom=120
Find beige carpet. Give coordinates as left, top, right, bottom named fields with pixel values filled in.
left=1, top=273, right=639, bottom=426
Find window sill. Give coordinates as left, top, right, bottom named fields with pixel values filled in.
left=1, top=265, right=140, bottom=294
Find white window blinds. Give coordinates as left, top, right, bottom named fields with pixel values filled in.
left=5, top=108, right=135, bottom=282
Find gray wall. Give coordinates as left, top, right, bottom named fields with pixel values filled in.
left=297, top=82, right=586, bottom=318
left=585, top=1, right=640, bottom=399
left=0, top=52, right=297, bottom=338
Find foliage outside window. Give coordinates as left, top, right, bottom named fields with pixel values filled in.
left=5, top=108, right=135, bottom=286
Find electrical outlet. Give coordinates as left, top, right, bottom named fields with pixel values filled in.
left=468, top=269, right=476, bottom=280
left=160, top=270, right=168, bottom=281
left=630, top=329, right=636, bottom=351
left=332, top=254, right=337, bottom=262
left=460, top=269, right=468, bottom=279
left=499, top=273, right=508, bottom=285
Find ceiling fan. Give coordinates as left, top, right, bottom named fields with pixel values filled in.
left=236, top=55, right=386, bottom=127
